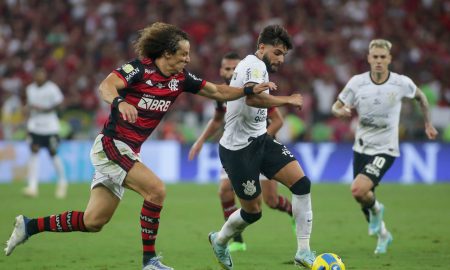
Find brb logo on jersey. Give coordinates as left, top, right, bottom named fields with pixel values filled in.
left=138, top=96, right=171, bottom=112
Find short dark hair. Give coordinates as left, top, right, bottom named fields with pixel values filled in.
left=134, top=22, right=189, bottom=59
left=222, top=51, right=240, bottom=61
left=257, top=25, right=293, bottom=50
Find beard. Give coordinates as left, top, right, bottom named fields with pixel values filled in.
left=262, top=54, right=277, bottom=73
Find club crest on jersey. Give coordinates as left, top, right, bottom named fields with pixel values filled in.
left=168, top=79, right=179, bottom=91
left=138, top=97, right=171, bottom=112
left=146, top=80, right=153, bottom=86
left=242, top=180, right=256, bottom=196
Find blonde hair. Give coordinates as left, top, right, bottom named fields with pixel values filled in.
left=369, top=39, right=392, bottom=51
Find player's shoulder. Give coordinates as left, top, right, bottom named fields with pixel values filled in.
left=237, top=55, right=264, bottom=70
left=387, top=72, right=414, bottom=86
left=347, top=71, right=370, bottom=87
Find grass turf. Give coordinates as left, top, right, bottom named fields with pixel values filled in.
left=0, top=182, right=449, bottom=269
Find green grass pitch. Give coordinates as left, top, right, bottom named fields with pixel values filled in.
left=0, top=182, right=449, bottom=269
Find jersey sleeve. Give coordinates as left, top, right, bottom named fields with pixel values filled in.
left=183, top=70, right=206, bottom=94
left=243, top=61, right=266, bottom=85
left=113, top=59, right=144, bottom=86
left=400, top=75, right=417, bottom=99
left=338, top=76, right=357, bottom=106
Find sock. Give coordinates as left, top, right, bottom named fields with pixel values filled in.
left=276, top=195, right=293, bottom=216
left=52, top=155, right=67, bottom=184
left=28, top=154, right=39, bottom=190
left=370, top=200, right=381, bottom=215
left=26, top=211, right=88, bottom=236
left=217, top=209, right=249, bottom=245
left=361, top=207, right=370, bottom=222
left=292, top=193, right=312, bottom=252
left=379, top=221, right=388, bottom=237
left=221, top=199, right=238, bottom=219
left=221, top=199, right=243, bottom=242
left=141, top=201, right=162, bottom=265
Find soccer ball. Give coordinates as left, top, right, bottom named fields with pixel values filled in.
left=312, top=253, right=345, bottom=270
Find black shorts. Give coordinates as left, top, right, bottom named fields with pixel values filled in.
left=219, top=133, right=296, bottom=200
left=353, top=151, right=395, bottom=186
left=28, top=132, right=60, bottom=155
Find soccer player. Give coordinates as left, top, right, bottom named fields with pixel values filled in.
left=23, top=68, right=68, bottom=199
left=4, top=22, right=275, bottom=270
left=331, top=39, right=438, bottom=254
left=189, top=52, right=293, bottom=253
left=207, top=25, right=315, bottom=270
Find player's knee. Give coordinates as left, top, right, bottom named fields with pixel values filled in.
left=240, top=209, right=262, bottom=224
left=143, top=182, right=166, bottom=204
left=263, top=194, right=278, bottom=209
left=351, top=186, right=366, bottom=201
left=289, top=176, right=311, bottom=195
left=83, top=213, right=111, bottom=232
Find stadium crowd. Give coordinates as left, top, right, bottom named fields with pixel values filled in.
left=1, top=0, right=449, bottom=142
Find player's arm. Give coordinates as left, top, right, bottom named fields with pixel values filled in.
left=98, top=73, right=138, bottom=123
left=414, top=87, right=438, bottom=139
left=331, top=99, right=352, bottom=119
left=244, top=83, right=302, bottom=109
left=198, top=81, right=277, bottom=102
left=266, top=107, right=283, bottom=137
left=188, top=110, right=225, bottom=160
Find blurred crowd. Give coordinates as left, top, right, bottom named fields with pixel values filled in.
left=1, top=0, right=450, bottom=143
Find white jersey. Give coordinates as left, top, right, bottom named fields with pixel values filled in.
left=26, top=81, right=63, bottom=135
left=220, top=55, right=269, bottom=150
left=339, top=71, right=417, bottom=157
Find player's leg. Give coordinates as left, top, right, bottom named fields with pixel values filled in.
left=24, top=133, right=41, bottom=197
left=352, top=152, right=395, bottom=254
left=261, top=136, right=314, bottom=267
left=261, top=178, right=292, bottom=216
left=47, top=134, right=68, bottom=199
left=123, top=162, right=172, bottom=269
left=209, top=143, right=264, bottom=269
left=218, top=175, right=246, bottom=251
left=4, top=182, right=118, bottom=256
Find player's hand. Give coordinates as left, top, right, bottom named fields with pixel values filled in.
left=425, top=123, right=438, bottom=140
left=188, top=141, right=203, bottom=160
left=288, top=93, right=303, bottom=109
left=118, top=102, right=138, bottom=123
left=253, top=82, right=277, bottom=94
left=337, top=106, right=352, bottom=119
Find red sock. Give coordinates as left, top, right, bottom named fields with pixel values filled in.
left=27, top=211, right=88, bottom=235
left=221, top=199, right=238, bottom=220
left=276, top=196, right=293, bottom=216
left=141, top=201, right=162, bottom=265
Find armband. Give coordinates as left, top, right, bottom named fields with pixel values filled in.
left=243, top=85, right=255, bottom=95
left=112, top=96, right=125, bottom=108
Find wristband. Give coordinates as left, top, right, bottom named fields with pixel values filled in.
left=112, top=96, right=125, bottom=108
left=243, top=85, right=255, bottom=95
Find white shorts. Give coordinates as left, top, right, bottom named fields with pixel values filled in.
left=219, top=168, right=268, bottom=181
left=90, top=134, right=141, bottom=199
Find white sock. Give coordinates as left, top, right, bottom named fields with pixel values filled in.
left=52, top=155, right=67, bottom=184
left=379, top=221, right=388, bottom=237
left=292, top=193, right=312, bottom=252
left=370, top=200, right=381, bottom=214
left=217, top=209, right=249, bottom=245
left=28, top=153, right=39, bottom=190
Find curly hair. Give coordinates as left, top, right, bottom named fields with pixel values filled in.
left=134, top=22, right=189, bottom=59
left=257, top=25, right=293, bottom=50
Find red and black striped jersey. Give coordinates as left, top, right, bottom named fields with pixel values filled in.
left=102, top=58, right=206, bottom=153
